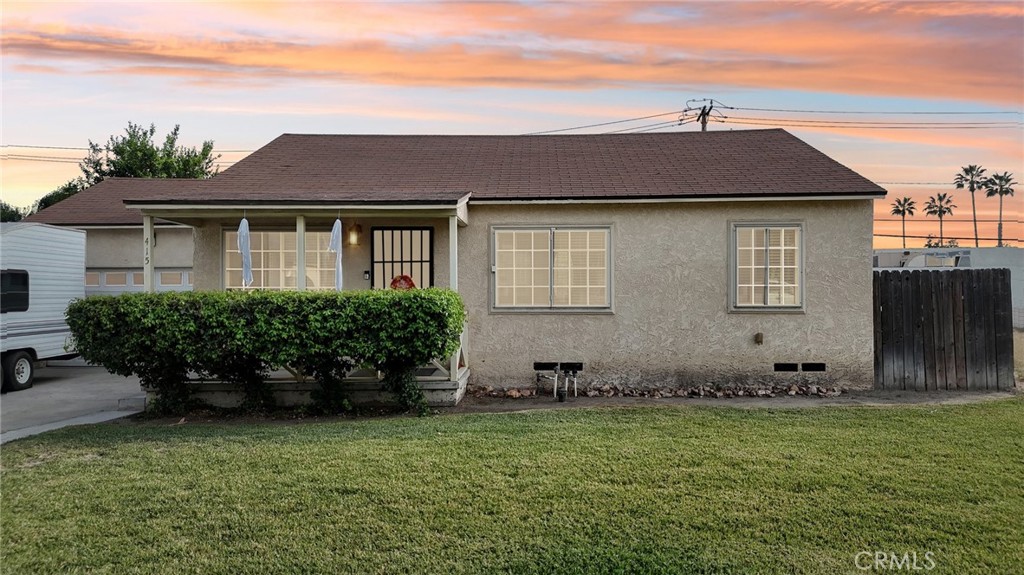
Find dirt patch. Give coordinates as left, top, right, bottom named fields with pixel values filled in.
left=443, top=388, right=1021, bottom=415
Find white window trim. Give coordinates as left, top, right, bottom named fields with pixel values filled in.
left=221, top=227, right=338, bottom=291
left=728, top=221, right=806, bottom=314
left=489, top=224, right=614, bottom=314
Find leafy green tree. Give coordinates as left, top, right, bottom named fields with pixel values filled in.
left=953, top=165, right=986, bottom=247
left=1, top=201, right=24, bottom=222
left=80, top=123, right=219, bottom=184
left=890, top=196, right=916, bottom=249
left=31, top=179, right=87, bottom=214
left=28, top=123, right=219, bottom=215
left=984, top=172, right=1017, bottom=247
left=924, top=193, right=956, bottom=246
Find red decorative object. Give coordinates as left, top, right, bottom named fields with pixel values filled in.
left=390, top=275, right=416, bottom=290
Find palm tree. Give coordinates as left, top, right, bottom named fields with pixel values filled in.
left=984, top=172, right=1017, bottom=247
left=890, top=197, right=916, bottom=249
left=924, top=193, right=956, bottom=246
left=954, top=165, right=986, bottom=247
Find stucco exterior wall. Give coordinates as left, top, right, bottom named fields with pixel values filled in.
left=458, top=200, right=876, bottom=389
left=192, top=217, right=451, bottom=292
left=188, top=202, right=874, bottom=389
left=86, top=227, right=193, bottom=268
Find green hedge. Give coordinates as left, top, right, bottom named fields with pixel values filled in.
left=65, top=289, right=466, bottom=414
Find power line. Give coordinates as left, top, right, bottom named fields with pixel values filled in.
left=721, top=115, right=1020, bottom=127
left=874, top=233, right=1018, bottom=242
left=522, top=110, right=685, bottom=135
left=2, top=152, right=250, bottom=166
left=875, top=218, right=1021, bottom=223
left=713, top=118, right=1020, bottom=130
left=712, top=103, right=1021, bottom=116
left=877, top=182, right=951, bottom=186
left=630, top=118, right=699, bottom=133
left=2, top=155, right=241, bottom=166
left=0, top=144, right=88, bottom=151
left=1, top=143, right=254, bottom=152
left=0, top=155, right=81, bottom=164
left=680, top=98, right=1024, bottom=130
left=603, top=119, right=686, bottom=134
left=2, top=154, right=77, bottom=159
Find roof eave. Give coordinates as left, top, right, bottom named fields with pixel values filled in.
left=123, top=192, right=472, bottom=208
left=127, top=193, right=473, bottom=226
left=467, top=191, right=886, bottom=204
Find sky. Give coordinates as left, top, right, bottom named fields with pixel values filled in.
left=2, top=0, right=1022, bottom=249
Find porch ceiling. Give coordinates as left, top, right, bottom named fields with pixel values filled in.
left=128, top=193, right=471, bottom=227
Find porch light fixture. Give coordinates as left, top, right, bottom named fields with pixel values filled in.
left=348, top=223, right=362, bottom=246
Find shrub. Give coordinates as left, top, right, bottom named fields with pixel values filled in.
left=65, top=293, right=202, bottom=413
left=65, top=289, right=466, bottom=415
left=347, top=289, right=466, bottom=414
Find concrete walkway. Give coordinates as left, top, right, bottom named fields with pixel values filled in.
left=1, top=366, right=144, bottom=444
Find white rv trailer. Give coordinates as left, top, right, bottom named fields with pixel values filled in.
left=1, top=222, right=86, bottom=391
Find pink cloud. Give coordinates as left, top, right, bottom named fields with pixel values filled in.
left=2, top=2, right=1021, bottom=104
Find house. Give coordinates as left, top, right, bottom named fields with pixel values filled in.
left=25, top=179, right=196, bottom=295
left=104, top=129, right=885, bottom=398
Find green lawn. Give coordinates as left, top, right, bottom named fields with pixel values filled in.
left=2, top=400, right=1023, bottom=574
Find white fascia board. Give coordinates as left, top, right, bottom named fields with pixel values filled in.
left=468, top=194, right=883, bottom=205
left=64, top=224, right=189, bottom=229
left=133, top=203, right=464, bottom=211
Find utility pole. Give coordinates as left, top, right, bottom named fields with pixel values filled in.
left=697, top=103, right=713, bottom=132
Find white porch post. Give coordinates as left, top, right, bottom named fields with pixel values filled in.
left=296, top=215, right=306, bottom=291
left=449, top=215, right=460, bottom=381
left=143, top=215, right=155, bottom=293
left=449, top=215, right=458, bottom=291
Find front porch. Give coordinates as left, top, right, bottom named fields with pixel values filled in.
left=170, top=363, right=472, bottom=409
left=168, top=329, right=471, bottom=408
left=128, top=193, right=472, bottom=402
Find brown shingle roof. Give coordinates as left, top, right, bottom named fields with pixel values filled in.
left=25, top=178, right=205, bottom=226
left=30, top=130, right=886, bottom=226
left=128, top=129, right=885, bottom=205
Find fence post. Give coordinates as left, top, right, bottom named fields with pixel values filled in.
left=993, top=269, right=1015, bottom=389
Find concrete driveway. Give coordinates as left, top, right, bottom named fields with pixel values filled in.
left=0, top=366, right=144, bottom=443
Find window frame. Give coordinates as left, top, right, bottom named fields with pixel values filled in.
left=728, top=221, right=805, bottom=313
left=370, top=226, right=435, bottom=290
left=159, top=271, right=184, bottom=286
left=1, top=269, right=30, bottom=313
left=489, top=224, right=614, bottom=314
left=104, top=271, right=128, bottom=287
left=221, top=227, right=338, bottom=291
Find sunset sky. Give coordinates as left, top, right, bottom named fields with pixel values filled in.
left=2, top=1, right=1021, bottom=248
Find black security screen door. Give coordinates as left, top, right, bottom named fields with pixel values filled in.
left=371, top=227, right=434, bottom=289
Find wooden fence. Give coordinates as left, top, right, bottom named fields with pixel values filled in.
left=874, top=269, right=1015, bottom=391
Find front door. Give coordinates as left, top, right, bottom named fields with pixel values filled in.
left=370, top=227, right=434, bottom=289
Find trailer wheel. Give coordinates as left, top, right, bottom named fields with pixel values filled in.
left=2, top=351, right=35, bottom=392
